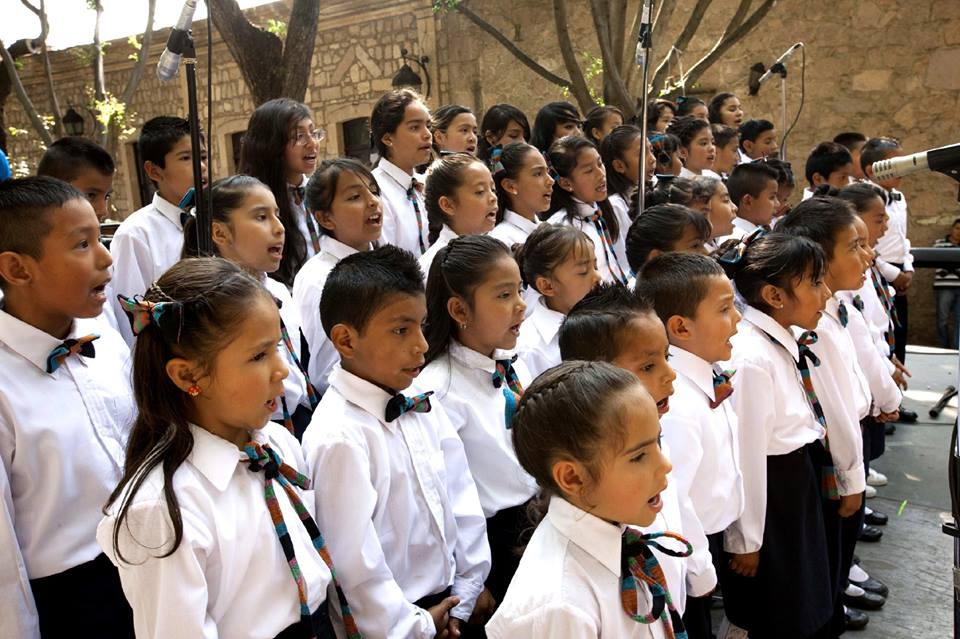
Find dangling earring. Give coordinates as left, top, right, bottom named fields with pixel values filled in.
left=187, top=384, right=202, bottom=398
left=460, top=322, right=468, bottom=330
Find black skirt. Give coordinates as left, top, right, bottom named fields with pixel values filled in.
left=720, top=443, right=833, bottom=639
left=485, top=500, right=534, bottom=604
left=273, top=600, right=336, bottom=639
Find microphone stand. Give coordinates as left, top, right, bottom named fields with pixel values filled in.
left=635, top=0, right=654, bottom=219
left=181, top=32, right=212, bottom=255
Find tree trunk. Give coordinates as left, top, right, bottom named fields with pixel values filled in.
left=552, top=0, right=595, bottom=112
left=0, top=37, right=54, bottom=148
left=279, top=0, right=320, bottom=100
left=102, top=0, right=157, bottom=153
left=17, top=0, right=62, bottom=137
left=589, top=0, right=634, bottom=116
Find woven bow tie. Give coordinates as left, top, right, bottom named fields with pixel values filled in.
left=852, top=295, right=864, bottom=312
left=385, top=391, right=434, bottom=422
left=838, top=301, right=849, bottom=328
left=709, top=368, right=736, bottom=409
left=243, top=442, right=362, bottom=639
left=46, top=334, right=99, bottom=374
left=587, top=211, right=628, bottom=285
left=493, top=357, right=524, bottom=428
left=620, top=528, right=692, bottom=638
left=796, top=331, right=839, bottom=501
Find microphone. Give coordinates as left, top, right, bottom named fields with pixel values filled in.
left=634, top=0, right=653, bottom=69
left=754, top=42, right=804, bottom=89
left=872, top=143, right=960, bottom=182
left=157, top=0, right=198, bottom=82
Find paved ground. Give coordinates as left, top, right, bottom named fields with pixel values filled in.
left=855, top=345, right=956, bottom=637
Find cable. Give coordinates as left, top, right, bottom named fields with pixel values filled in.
left=780, top=45, right=805, bottom=155
left=206, top=3, right=214, bottom=244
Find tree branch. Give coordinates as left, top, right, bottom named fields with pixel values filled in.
left=0, top=37, right=54, bottom=146
left=609, top=0, right=627, bottom=75
left=280, top=0, right=320, bottom=100
left=683, top=0, right=778, bottom=88
left=119, top=0, right=156, bottom=109
left=552, top=0, right=595, bottom=111
left=35, top=0, right=64, bottom=137
left=455, top=3, right=571, bottom=89
left=650, top=0, right=711, bottom=96
left=589, top=0, right=633, bottom=115
left=209, top=0, right=283, bottom=104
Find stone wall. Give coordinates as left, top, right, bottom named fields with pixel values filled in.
left=6, top=0, right=959, bottom=343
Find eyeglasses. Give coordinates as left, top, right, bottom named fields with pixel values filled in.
left=290, top=129, right=326, bottom=146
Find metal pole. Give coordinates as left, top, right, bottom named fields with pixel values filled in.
left=183, top=41, right=211, bottom=255
left=636, top=0, right=654, bottom=218
left=779, top=73, right=788, bottom=160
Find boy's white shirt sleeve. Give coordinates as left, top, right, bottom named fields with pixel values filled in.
left=0, top=454, right=40, bottom=639
left=99, top=500, right=217, bottom=639
left=724, top=360, right=772, bottom=555
left=433, top=402, right=491, bottom=621
left=875, top=257, right=902, bottom=283
left=847, top=309, right=902, bottom=414
left=660, top=409, right=716, bottom=597
left=306, top=437, right=436, bottom=639
left=487, top=601, right=600, bottom=639
left=109, top=229, right=151, bottom=345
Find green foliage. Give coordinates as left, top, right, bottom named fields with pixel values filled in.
left=86, top=89, right=135, bottom=140
left=560, top=51, right=605, bottom=105
left=127, top=35, right=141, bottom=62
left=431, top=0, right=460, bottom=14
left=265, top=19, right=287, bottom=38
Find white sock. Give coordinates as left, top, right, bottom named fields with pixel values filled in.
left=846, top=583, right=866, bottom=596
left=849, top=563, right=870, bottom=582
left=865, top=506, right=874, bottom=515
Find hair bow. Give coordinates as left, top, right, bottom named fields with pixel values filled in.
left=489, top=145, right=506, bottom=177
left=117, top=294, right=181, bottom=336
left=717, top=227, right=766, bottom=266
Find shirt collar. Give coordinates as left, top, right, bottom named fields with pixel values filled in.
left=320, top=235, right=361, bottom=261
left=437, top=225, right=458, bottom=245
left=287, top=174, right=308, bottom=189
left=153, top=192, right=186, bottom=230
left=328, top=364, right=395, bottom=426
left=547, top=495, right=624, bottom=577
left=502, top=210, right=540, bottom=234
left=187, top=423, right=267, bottom=492
left=571, top=198, right=596, bottom=218
left=742, top=305, right=799, bottom=362
left=0, top=308, right=84, bottom=373
left=530, top=297, right=565, bottom=344
left=448, top=339, right=513, bottom=374
left=378, top=158, right=415, bottom=189
left=823, top=296, right=841, bottom=323
left=667, top=345, right=715, bottom=399
left=732, top=217, right=758, bottom=234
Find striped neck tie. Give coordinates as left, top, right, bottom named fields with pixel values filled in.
left=275, top=305, right=320, bottom=436
left=796, top=332, right=839, bottom=501
left=242, top=442, right=362, bottom=638
left=493, top=356, right=524, bottom=428
left=620, top=528, right=692, bottom=638
left=710, top=368, right=736, bottom=409
left=588, top=210, right=628, bottom=285
left=406, top=178, right=427, bottom=255
left=385, top=390, right=434, bottom=422
left=291, top=185, right=321, bottom=254
left=869, top=266, right=898, bottom=353
left=46, top=334, right=98, bottom=374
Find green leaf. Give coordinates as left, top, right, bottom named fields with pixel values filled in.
left=265, top=18, right=287, bottom=39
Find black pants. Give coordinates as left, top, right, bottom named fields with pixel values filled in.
left=29, top=552, right=134, bottom=638
left=485, top=501, right=533, bottom=604
left=682, top=531, right=724, bottom=639
left=890, top=262, right=909, bottom=364
left=274, top=601, right=336, bottom=639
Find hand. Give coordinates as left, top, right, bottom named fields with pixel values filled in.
left=428, top=595, right=460, bottom=639
left=839, top=492, right=863, bottom=518
left=893, top=271, right=913, bottom=293
left=468, top=588, right=497, bottom=625
left=729, top=551, right=760, bottom=577
left=447, top=618, right=461, bottom=638
left=891, top=355, right=912, bottom=378
left=878, top=410, right=900, bottom=423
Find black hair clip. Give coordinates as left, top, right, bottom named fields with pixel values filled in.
left=717, top=227, right=767, bottom=266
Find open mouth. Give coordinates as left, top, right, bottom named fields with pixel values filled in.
left=366, top=212, right=383, bottom=227
left=466, top=145, right=477, bottom=154
left=268, top=245, right=283, bottom=260
left=303, top=154, right=317, bottom=165
left=509, top=322, right=521, bottom=337
left=596, top=182, right=607, bottom=194
left=656, top=396, right=670, bottom=416
left=401, top=361, right=424, bottom=378
left=647, top=490, right=664, bottom=512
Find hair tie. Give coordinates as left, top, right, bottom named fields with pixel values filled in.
left=117, top=294, right=182, bottom=336
left=542, top=150, right=559, bottom=181
left=717, top=227, right=766, bottom=267
left=489, top=145, right=506, bottom=177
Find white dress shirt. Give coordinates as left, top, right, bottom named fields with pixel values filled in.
left=419, top=341, right=538, bottom=518
left=374, top=159, right=429, bottom=256
left=98, top=423, right=332, bottom=639
left=0, top=311, right=133, bottom=637
left=792, top=297, right=869, bottom=496
left=608, top=192, right=635, bottom=239
left=855, top=275, right=896, bottom=363
left=489, top=210, right=542, bottom=247
left=0, top=312, right=133, bottom=578
left=419, top=224, right=458, bottom=276
left=875, top=187, right=913, bottom=276
left=486, top=496, right=668, bottom=639
left=660, top=347, right=744, bottom=596
left=292, top=236, right=364, bottom=391
left=109, top=192, right=187, bottom=345
left=262, top=276, right=310, bottom=417
left=290, top=174, right=319, bottom=261
left=836, top=291, right=901, bottom=414
left=545, top=200, right=629, bottom=284
left=302, top=365, right=490, bottom=637
left=722, top=306, right=826, bottom=554
left=516, top=296, right=564, bottom=379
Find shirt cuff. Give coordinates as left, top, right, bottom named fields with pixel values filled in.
left=877, top=260, right=901, bottom=282
left=836, top=463, right=867, bottom=496
left=686, top=563, right=718, bottom=598
left=451, top=579, right=483, bottom=622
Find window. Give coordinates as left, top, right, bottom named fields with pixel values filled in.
left=342, top=117, right=371, bottom=164
left=231, top=131, right=246, bottom=172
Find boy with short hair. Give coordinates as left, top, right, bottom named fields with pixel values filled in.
left=862, top=136, right=913, bottom=368
left=763, top=158, right=796, bottom=217
left=36, top=136, right=116, bottom=223
left=302, top=245, right=491, bottom=639
left=559, top=283, right=707, bottom=617
left=0, top=176, right=135, bottom=638
left=834, top=132, right=868, bottom=181
left=711, top=123, right=740, bottom=178
left=723, top=162, right=780, bottom=240
left=738, top=119, right=778, bottom=161
left=636, top=252, right=745, bottom=638
left=803, top=142, right=855, bottom=198
left=110, top=116, right=208, bottom=345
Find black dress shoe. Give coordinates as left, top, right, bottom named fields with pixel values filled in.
left=851, top=576, right=889, bottom=598
left=845, top=608, right=869, bottom=630
left=897, top=407, right=918, bottom=423
left=864, top=510, right=888, bottom=526
left=859, top=525, right=883, bottom=542
left=844, top=589, right=886, bottom=610
left=885, top=422, right=897, bottom=435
